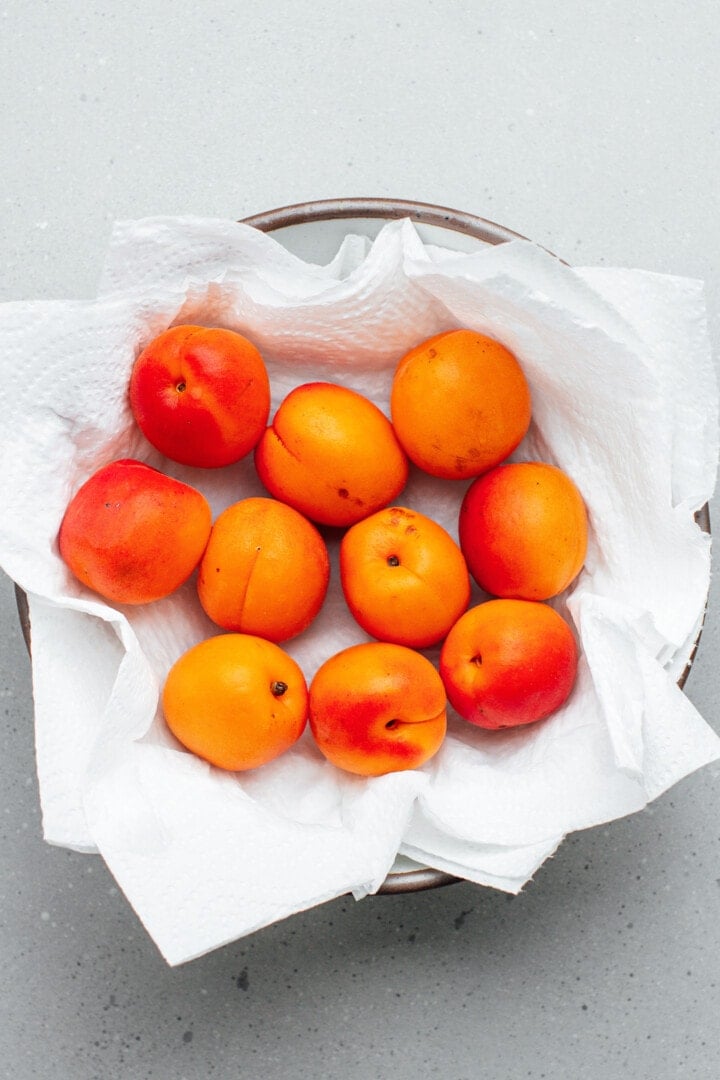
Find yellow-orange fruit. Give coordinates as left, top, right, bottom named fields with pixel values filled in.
left=254, top=381, right=408, bottom=526
left=390, top=328, right=532, bottom=479
left=197, top=497, right=330, bottom=642
left=162, top=633, right=308, bottom=771
left=340, top=506, right=470, bottom=647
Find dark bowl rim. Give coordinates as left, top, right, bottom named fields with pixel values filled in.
left=240, top=195, right=530, bottom=248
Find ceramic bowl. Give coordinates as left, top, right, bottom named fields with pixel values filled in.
left=15, top=196, right=710, bottom=895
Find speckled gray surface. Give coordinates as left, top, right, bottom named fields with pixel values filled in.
left=2, top=2, right=720, bottom=1077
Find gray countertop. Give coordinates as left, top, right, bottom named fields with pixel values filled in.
left=2, top=3, right=719, bottom=1077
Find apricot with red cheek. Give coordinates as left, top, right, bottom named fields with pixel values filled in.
left=440, top=599, right=578, bottom=730
left=459, top=461, right=588, bottom=601
left=309, top=642, right=447, bottom=776
left=58, top=458, right=211, bottom=604
left=130, top=325, right=270, bottom=468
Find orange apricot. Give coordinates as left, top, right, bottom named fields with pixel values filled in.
left=459, top=461, right=588, bottom=600
left=129, top=324, right=270, bottom=467
left=162, top=633, right=308, bottom=771
left=58, top=458, right=211, bottom=604
left=309, top=642, right=447, bottom=776
left=340, top=506, right=470, bottom=648
left=390, top=328, right=532, bottom=480
left=254, top=382, right=408, bottom=527
left=197, top=497, right=330, bottom=643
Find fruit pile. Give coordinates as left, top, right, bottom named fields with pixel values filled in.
left=58, top=323, right=588, bottom=777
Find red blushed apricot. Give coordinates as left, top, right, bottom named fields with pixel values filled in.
left=309, top=642, right=447, bottom=776
left=340, top=506, right=470, bottom=648
left=254, top=382, right=408, bottom=527
left=459, top=461, right=588, bottom=601
left=129, top=325, right=270, bottom=468
left=58, top=458, right=212, bottom=604
left=439, top=599, right=578, bottom=730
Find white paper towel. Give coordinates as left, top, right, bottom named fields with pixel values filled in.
left=1, top=215, right=718, bottom=966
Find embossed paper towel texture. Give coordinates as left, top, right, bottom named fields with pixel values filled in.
left=0, top=217, right=717, bottom=965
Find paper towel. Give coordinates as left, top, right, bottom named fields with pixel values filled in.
left=1, top=215, right=718, bottom=966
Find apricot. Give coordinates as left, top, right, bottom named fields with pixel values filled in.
left=162, top=633, right=308, bottom=771
left=309, top=642, right=447, bottom=776
left=340, top=506, right=471, bottom=648
left=390, top=329, right=532, bottom=480
left=440, top=599, right=578, bottom=730
left=58, top=458, right=212, bottom=605
left=254, top=382, right=408, bottom=527
left=459, top=461, right=588, bottom=600
left=197, top=497, right=330, bottom=643
left=129, top=324, right=270, bottom=467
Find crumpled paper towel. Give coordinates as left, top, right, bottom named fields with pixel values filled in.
left=1, top=215, right=718, bottom=966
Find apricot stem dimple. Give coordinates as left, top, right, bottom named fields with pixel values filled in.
left=176, top=381, right=186, bottom=393
left=471, top=654, right=483, bottom=666
left=271, top=680, right=288, bottom=697
left=387, top=554, right=400, bottom=567
left=385, top=718, right=400, bottom=729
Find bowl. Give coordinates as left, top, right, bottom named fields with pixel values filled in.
left=14, top=196, right=711, bottom=895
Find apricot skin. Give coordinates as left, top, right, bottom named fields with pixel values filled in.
left=129, top=325, right=270, bottom=468
left=391, top=329, right=532, bottom=480
left=58, top=458, right=212, bottom=605
left=196, top=497, right=330, bottom=643
left=439, top=599, right=578, bottom=730
left=309, top=642, right=447, bottom=776
left=162, top=633, right=308, bottom=772
left=459, top=462, right=588, bottom=601
left=340, top=506, right=471, bottom=648
left=254, top=382, right=408, bottom=527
